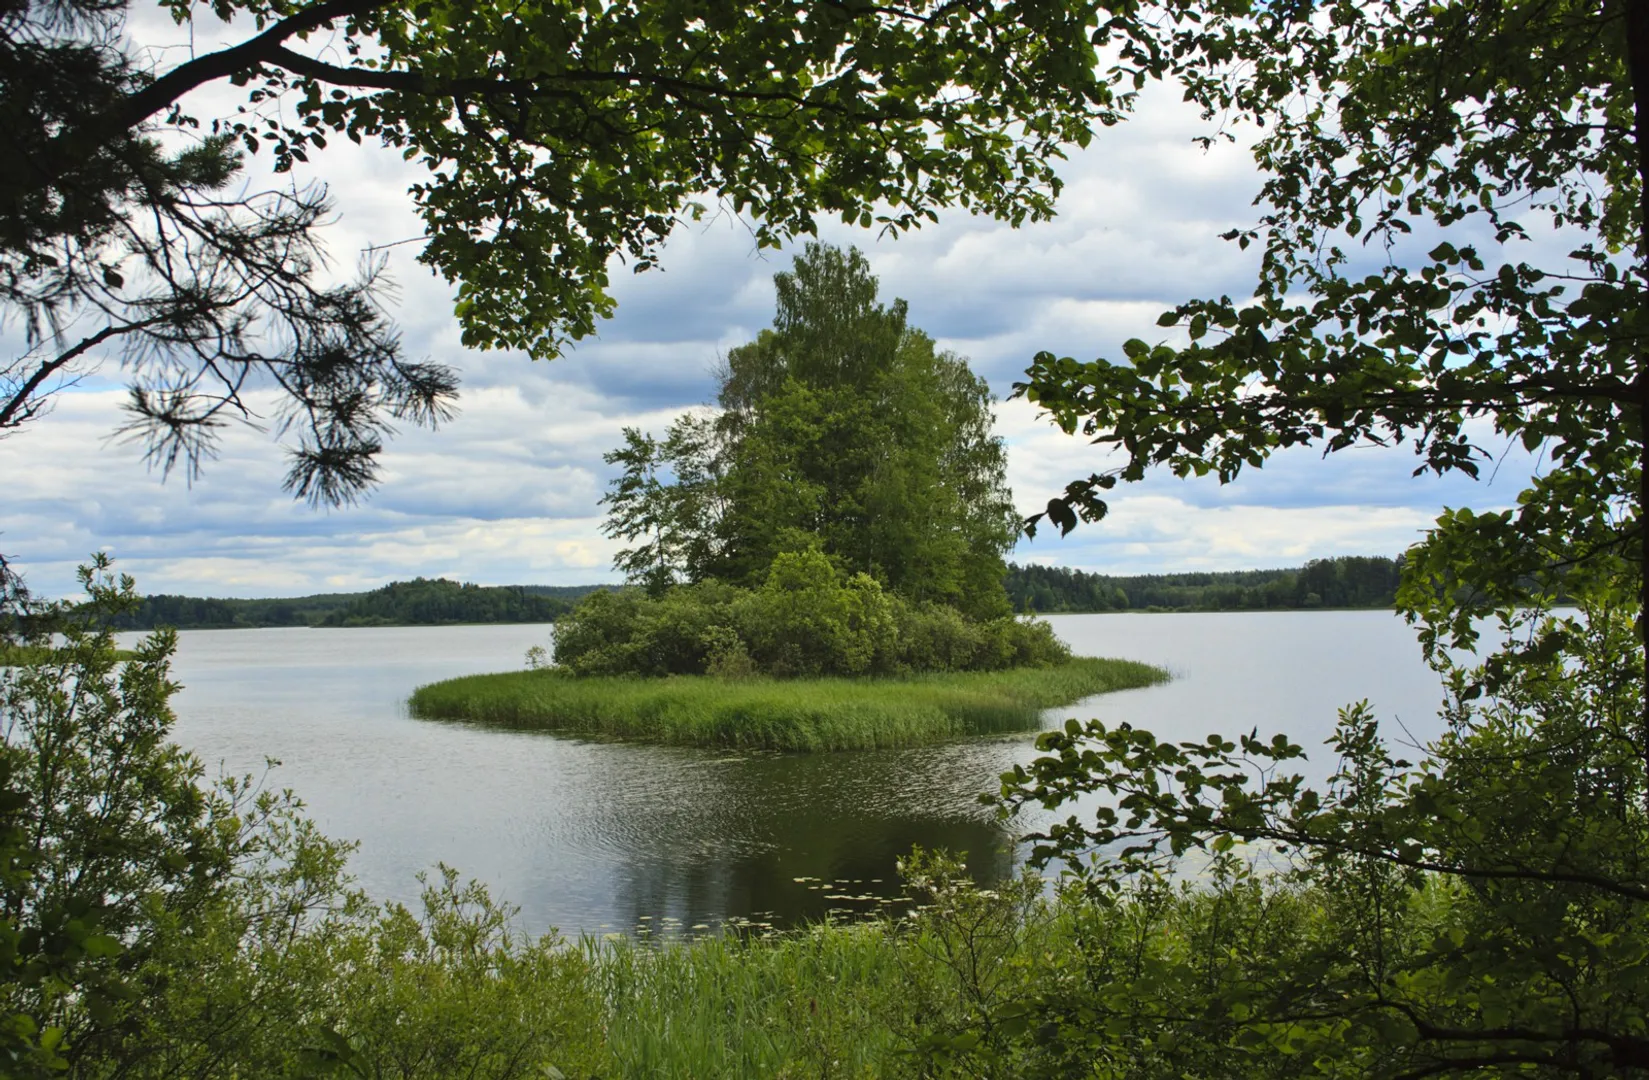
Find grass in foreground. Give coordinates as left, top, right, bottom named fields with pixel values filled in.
left=407, top=656, right=1168, bottom=751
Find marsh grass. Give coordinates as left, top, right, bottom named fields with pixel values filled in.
left=562, top=853, right=1331, bottom=1079
left=573, top=852, right=1076, bottom=1078
left=592, top=920, right=911, bottom=1076
left=407, top=657, right=1167, bottom=751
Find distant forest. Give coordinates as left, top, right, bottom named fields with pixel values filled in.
left=1004, top=556, right=1403, bottom=613
left=110, top=579, right=607, bottom=630
left=107, top=557, right=1404, bottom=629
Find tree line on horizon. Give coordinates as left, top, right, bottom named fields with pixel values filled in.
left=1006, top=554, right=1404, bottom=613
left=101, top=555, right=1407, bottom=630
left=106, top=579, right=603, bottom=630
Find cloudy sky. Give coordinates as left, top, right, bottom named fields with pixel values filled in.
left=2, top=36, right=1536, bottom=600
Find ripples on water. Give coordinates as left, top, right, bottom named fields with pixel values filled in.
left=136, top=612, right=1449, bottom=937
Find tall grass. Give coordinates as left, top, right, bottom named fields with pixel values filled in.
left=408, top=657, right=1167, bottom=751
left=593, top=921, right=910, bottom=1077
left=573, top=851, right=1043, bottom=1077
left=569, top=854, right=1336, bottom=1079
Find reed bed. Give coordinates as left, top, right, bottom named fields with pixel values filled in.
left=592, top=920, right=910, bottom=1076
left=408, top=656, right=1167, bottom=751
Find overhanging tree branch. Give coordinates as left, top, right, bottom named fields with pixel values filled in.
left=0, top=317, right=170, bottom=431
left=115, top=0, right=388, bottom=128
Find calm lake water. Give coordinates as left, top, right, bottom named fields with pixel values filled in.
left=144, top=611, right=1450, bottom=937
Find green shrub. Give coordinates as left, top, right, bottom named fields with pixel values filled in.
left=631, top=580, right=745, bottom=675
left=551, top=553, right=1067, bottom=679
left=0, top=558, right=367, bottom=1077
left=552, top=582, right=755, bottom=676
left=700, top=624, right=756, bottom=679
left=881, top=604, right=1066, bottom=672
left=302, top=869, right=604, bottom=1080
left=981, top=613, right=1072, bottom=670
left=548, top=588, right=648, bottom=675
left=887, top=601, right=986, bottom=672
left=737, top=549, right=898, bottom=676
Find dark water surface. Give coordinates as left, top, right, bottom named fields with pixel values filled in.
left=146, top=611, right=1449, bottom=937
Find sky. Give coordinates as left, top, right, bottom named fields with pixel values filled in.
left=1, top=28, right=1541, bottom=599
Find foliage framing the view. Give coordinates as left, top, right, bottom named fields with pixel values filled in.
left=994, top=0, right=1649, bottom=1074
left=4, top=0, right=1124, bottom=503
left=1019, top=0, right=1641, bottom=647
left=0, top=558, right=359, bottom=1073
left=16, top=0, right=1649, bottom=1072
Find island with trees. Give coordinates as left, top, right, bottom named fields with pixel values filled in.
left=410, top=246, right=1166, bottom=749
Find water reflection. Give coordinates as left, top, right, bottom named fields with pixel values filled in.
left=448, top=736, right=1025, bottom=935
left=143, top=612, right=1448, bottom=937
left=604, top=801, right=1011, bottom=932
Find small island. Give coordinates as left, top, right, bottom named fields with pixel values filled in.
left=411, top=245, right=1166, bottom=749
left=409, top=570, right=1167, bottom=750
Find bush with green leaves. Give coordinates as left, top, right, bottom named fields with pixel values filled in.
left=736, top=549, right=899, bottom=676
left=0, top=562, right=607, bottom=1079
left=545, top=581, right=740, bottom=677
left=551, top=549, right=1070, bottom=679
left=987, top=596, right=1649, bottom=1076
left=0, top=557, right=360, bottom=1076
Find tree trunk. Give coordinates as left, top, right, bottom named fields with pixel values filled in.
left=1625, top=0, right=1649, bottom=764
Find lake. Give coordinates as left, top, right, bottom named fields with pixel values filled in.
left=146, top=610, right=1450, bottom=938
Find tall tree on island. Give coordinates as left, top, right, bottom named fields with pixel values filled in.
left=603, top=244, right=1017, bottom=619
